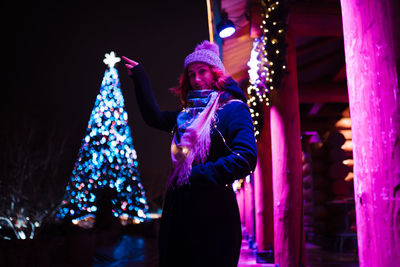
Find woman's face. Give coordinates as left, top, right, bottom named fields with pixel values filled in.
left=187, top=62, right=214, bottom=90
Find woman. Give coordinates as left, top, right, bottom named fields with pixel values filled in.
left=122, top=40, right=257, bottom=267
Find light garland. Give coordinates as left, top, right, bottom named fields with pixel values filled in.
left=246, top=0, right=288, bottom=139
left=232, top=178, right=244, bottom=192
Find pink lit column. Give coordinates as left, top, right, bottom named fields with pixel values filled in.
left=244, top=176, right=255, bottom=243
left=237, top=186, right=245, bottom=225
left=253, top=105, right=274, bottom=260
left=340, top=0, right=400, bottom=266
left=270, top=30, right=304, bottom=267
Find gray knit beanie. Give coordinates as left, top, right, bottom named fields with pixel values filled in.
left=184, top=40, right=225, bottom=73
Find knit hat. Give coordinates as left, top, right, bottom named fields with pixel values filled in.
left=184, top=40, right=225, bottom=73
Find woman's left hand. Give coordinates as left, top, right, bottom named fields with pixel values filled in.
left=122, top=56, right=139, bottom=76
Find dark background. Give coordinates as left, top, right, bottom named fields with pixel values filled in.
left=2, top=0, right=209, bottom=206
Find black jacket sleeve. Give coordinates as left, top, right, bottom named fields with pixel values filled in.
left=189, top=101, right=257, bottom=185
left=129, top=64, right=180, bottom=132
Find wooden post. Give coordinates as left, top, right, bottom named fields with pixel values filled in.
left=254, top=105, right=274, bottom=262
left=340, top=0, right=400, bottom=266
left=244, top=176, right=255, bottom=244
left=237, top=186, right=245, bottom=225
left=270, top=30, right=304, bottom=267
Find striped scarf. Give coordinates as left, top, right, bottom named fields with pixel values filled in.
left=169, top=89, right=232, bottom=187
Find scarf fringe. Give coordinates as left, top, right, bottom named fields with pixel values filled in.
left=169, top=92, right=222, bottom=187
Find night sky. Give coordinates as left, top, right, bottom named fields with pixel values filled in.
left=2, top=1, right=209, bottom=204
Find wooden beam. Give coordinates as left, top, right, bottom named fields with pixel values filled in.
left=306, top=103, right=324, bottom=116
left=249, top=0, right=262, bottom=38
left=332, top=65, right=347, bottom=82
left=206, top=0, right=214, bottom=43
left=230, top=69, right=250, bottom=82
left=301, top=111, right=344, bottom=119
left=296, top=37, right=339, bottom=57
left=301, top=103, right=349, bottom=118
left=297, top=49, right=343, bottom=73
left=289, top=2, right=343, bottom=37
left=298, top=82, right=348, bottom=103
left=300, top=117, right=341, bottom=134
left=222, top=27, right=253, bottom=81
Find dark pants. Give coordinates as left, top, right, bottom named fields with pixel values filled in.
left=158, top=184, right=242, bottom=267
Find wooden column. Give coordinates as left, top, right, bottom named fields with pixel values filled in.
left=244, top=176, right=255, bottom=244
left=237, top=186, right=245, bottom=225
left=270, top=30, right=304, bottom=267
left=340, top=0, right=400, bottom=266
left=254, top=105, right=274, bottom=262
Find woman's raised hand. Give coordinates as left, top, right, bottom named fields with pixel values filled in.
left=122, top=56, right=139, bottom=75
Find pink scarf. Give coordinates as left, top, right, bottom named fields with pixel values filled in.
left=169, top=91, right=223, bottom=187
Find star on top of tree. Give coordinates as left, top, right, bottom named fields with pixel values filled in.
left=103, top=51, right=121, bottom=68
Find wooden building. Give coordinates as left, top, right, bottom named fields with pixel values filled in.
left=208, top=0, right=400, bottom=266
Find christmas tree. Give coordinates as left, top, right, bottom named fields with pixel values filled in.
left=57, top=52, right=149, bottom=225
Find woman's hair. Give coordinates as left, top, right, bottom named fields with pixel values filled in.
left=170, top=64, right=229, bottom=107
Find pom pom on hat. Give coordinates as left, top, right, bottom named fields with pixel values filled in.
left=194, top=40, right=220, bottom=56
left=184, top=40, right=225, bottom=72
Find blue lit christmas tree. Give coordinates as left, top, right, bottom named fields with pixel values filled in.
left=58, top=52, right=149, bottom=225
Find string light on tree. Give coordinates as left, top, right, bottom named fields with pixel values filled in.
left=246, top=0, right=288, bottom=139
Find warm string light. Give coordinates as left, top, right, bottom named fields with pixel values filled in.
left=246, top=0, right=288, bottom=139
left=57, top=59, right=149, bottom=224
left=232, top=178, right=244, bottom=192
